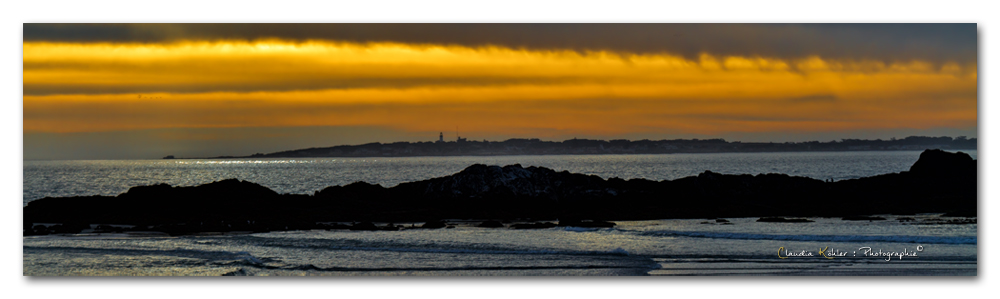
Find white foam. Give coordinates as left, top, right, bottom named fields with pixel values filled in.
left=643, top=230, right=976, bottom=244
left=235, top=251, right=263, bottom=264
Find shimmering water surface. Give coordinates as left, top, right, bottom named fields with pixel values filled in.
left=23, top=216, right=976, bottom=276
left=22, top=150, right=976, bottom=205
left=23, top=151, right=977, bottom=276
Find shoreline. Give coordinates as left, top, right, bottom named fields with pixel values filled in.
left=24, top=217, right=978, bottom=276
left=23, top=148, right=978, bottom=162
left=23, top=213, right=978, bottom=239
left=201, top=147, right=979, bottom=160
left=181, top=136, right=977, bottom=160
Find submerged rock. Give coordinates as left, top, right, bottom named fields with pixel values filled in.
left=942, top=209, right=977, bottom=217
left=557, top=220, right=615, bottom=228
left=756, top=217, right=814, bottom=223
left=350, top=222, right=379, bottom=231
left=842, top=216, right=887, bottom=221
left=915, top=218, right=977, bottom=225
left=420, top=220, right=448, bottom=229
left=477, top=221, right=505, bottom=228
left=510, top=222, right=557, bottom=229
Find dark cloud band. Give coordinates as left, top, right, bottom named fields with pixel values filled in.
left=24, top=23, right=976, bottom=63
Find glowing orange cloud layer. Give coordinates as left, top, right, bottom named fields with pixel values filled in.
left=22, top=40, right=977, bottom=136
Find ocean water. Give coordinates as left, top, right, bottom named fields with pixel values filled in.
left=23, top=216, right=976, bottom=276
left=22, top=150, right=977, bottom=205
left=22, top=151, right=978, bottom=276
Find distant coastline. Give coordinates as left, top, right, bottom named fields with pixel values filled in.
left=182, top=135, right=977, bottom=159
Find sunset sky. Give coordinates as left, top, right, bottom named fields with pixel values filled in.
left=22, top=24, right=978, bottom=159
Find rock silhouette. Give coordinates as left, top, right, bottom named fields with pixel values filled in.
left=24, top=149, right=976, bottom=235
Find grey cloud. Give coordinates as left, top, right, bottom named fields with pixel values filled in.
left=23, top=23, right=977, bottom=64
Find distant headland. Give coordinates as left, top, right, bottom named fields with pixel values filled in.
left=179, top=135, right=976, bottom=159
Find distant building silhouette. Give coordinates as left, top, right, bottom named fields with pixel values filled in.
left=455, top=127, right=466, bottom=142
left=437, top=132, right=444, bottom=143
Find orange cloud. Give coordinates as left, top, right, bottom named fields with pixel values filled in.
left=22, top=40, right=977, bottom=137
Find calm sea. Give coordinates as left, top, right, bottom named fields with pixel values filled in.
left=22, top=150, right=977, bottom=206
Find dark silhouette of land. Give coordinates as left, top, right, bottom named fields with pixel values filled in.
left=24, top=149, right=976, bottom=235
left=196, top=136, right=976, bottom=159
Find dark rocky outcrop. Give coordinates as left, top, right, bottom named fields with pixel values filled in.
left=24, top=149, right=976, bottom=235
left=909, top=149, right=977, bottom=177
left=477, top=221, right=505, bottom=228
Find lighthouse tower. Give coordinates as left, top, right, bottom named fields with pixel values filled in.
left=438, top=132, right=444, bottom=143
